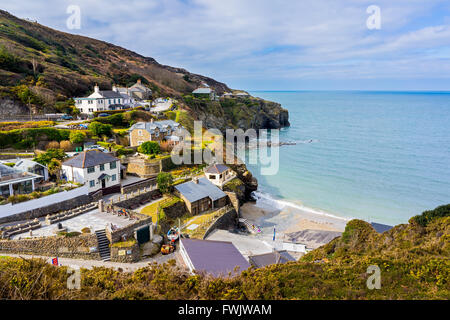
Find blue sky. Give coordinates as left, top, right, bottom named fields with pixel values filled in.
left=2, top=0, right=450, bottom=91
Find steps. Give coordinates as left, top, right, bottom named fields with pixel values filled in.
left=95, top=230, right=111, bottom=261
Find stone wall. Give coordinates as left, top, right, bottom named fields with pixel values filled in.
left=0, top=233, right=101, bottom=260
left=121, top=177, right=156, bottom=194
left=110, top=243, right=140, bottom=263
left=163, top=201, right=187, bottom=220
left=108, top=216, right=152, bottom=243
left=126, top=157, right=161, bottom=178
left=203, top=207, right=237, bottom=239
left=113, top=189, right=160, bottom=209
left=0, top=192, right=101, bottom=224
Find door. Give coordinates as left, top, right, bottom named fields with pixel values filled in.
left=101, top=179, right=106, bottom=189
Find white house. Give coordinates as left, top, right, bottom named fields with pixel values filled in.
left=0, top=163, right=42, bottom=198
left=204, top=164, right=235, bottom=188
left=74, top=84, right=129, bottom=114
left=61, top=150, right=121, bottom=192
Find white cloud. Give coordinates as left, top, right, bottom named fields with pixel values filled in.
left=2, top=0, right=450, bottom=89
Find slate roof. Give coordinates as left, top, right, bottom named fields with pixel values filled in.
left=62, top=150, right=119, bottom=168
left=174, top=177, right=227, bottom=203
left=371, top=222, right=393, bottom=233
left=248, top=250, right=296, bottom=268
left=181, top=238, right=250, bottom=277
left=99, top=90, right=123, bottom=99
left=205, top=164, right=229, bottom=174
left=129, top=120, right=181, bottom=134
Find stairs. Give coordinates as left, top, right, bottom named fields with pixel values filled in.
left=95, top=230, right=111, bottom=261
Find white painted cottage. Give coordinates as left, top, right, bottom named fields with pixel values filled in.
left=61, top=150, right=121, bottom=192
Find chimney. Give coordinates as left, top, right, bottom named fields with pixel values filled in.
left=193, top=177, right=199, bottom=184
left=150, top=118, right=154, bottom=123
left=112, top=84, right=118, bottom=92
left=94, top=84, right=99, bottom=94
left=137, top=79, right=141, bottom=84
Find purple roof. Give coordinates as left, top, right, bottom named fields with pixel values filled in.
left=181, top=238, right=250, bottom=277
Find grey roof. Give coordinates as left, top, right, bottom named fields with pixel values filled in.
left=99, top=90, right=123, bottom=99
left=62, top=150, right=118, bottom=168
left=181, top=238, right=250, bottom=277
left=205, top=164, right=229, bottom=174
left=129, top=120, right=181, bottom=134
left=371, top=222, right=393, bottom=233
left=175, top=177, right=227, bottom=203
left=193, top=87, right=212, bottom=94
left=249, top=250, right=295, bottom=268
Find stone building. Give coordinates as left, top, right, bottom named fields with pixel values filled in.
left=174, top=177, right=228, bottom=215
left=128, top=120, right=183, bottom=147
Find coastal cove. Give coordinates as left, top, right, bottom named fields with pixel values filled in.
left=246, top=91, right=450, bottom=226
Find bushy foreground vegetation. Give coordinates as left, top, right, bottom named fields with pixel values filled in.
left=0, top=205, right=448, bottom=300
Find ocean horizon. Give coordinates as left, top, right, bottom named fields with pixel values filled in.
left=246, top=90, right=450, bottom=226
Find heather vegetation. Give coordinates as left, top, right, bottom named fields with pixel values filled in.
left=0, top=205, right=448, bottom=299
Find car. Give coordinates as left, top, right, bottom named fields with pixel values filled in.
left=98, top=113, right=110, bottom=117
left=61, top=114, right=73, bottom=120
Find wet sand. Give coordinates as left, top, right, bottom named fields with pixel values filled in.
left=240, top=201, right=348, bottom=242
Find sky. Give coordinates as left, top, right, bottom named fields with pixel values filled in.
left=2, top=0, right=450, bottom=91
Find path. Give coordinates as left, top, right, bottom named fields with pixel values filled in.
left=1, top=250, right=180, bottom=272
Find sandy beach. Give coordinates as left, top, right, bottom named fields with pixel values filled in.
left=239, top=198, right=349, bottom=248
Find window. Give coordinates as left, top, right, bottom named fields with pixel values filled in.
left=87, top=167, right=95, bottom=173
left=209, top=175, right=216, bottom=179
left=112, top=174, right=117, bottom=181
left=138, top=130, right=143, bottom=136
left=138, top=141, right=144, bottom=145
left=100, top=164, right=105, bottom=171
left=110, top=161, right=117, bottom=169
left=89, top=180, right=95, bottom=187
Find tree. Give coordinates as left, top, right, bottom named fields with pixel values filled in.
left=156, top=172, right=173, bottom=194
left=69, top=131, right=86, bottom=144
left=89, top=121, right=112, bottom=137
left=47, top=159, right=62, bottom=180
left=34, top=148, right=66, bottom=166
left=138, top=141, right=160, bottom=155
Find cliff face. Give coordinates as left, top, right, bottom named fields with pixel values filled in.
left=182, top=96, right=290, bottom=132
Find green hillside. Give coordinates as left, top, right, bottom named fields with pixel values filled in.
left=1, top=204, right=448, bottom=300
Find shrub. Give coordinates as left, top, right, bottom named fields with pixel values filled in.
left=59, top=140, right=73, bottom=151
left=89, top=121, right=112, bottom=137
left=409, top=204, right=450, bottom=227
left=46, top=141, right=60, bottom=150
left=34, top=148, right=66, bottom=165
left=156, top=172, right=174, bottom=194
left=69, top=131, right=86, bottom=144
left=138, top=141, right=160, bottom=155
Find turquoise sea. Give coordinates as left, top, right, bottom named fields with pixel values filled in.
left=246, top=91, right=450, bottom=225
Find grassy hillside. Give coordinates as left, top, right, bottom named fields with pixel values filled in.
left=0, top=204, right=448, bottom=300
left=0, top=10, right=230, bottom=113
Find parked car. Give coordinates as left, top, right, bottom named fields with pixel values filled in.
left=61, top=114, right=73, bottom=120
left=85, top=145, right=108, bottom=153
left=98, top=113, right=110, bottom=117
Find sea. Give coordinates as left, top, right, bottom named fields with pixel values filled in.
left=245, top=91, right=450, bottom=226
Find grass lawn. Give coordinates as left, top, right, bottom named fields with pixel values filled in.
left=140, top=197, right=167, bottom=221
left=181, top=208, right=228, bottom=239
